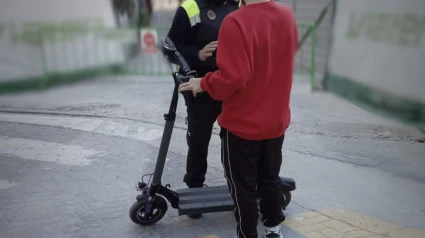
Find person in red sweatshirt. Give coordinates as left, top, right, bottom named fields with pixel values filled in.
left=179, top=0, right=297, bottom=237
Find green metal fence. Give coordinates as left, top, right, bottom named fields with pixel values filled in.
left=124, top=24, right=317, bottom=82
left=296, top=22, right=317, bottom=87
left=40, top=27, right=136, bottom=74
left=0, top=23, right=317, bottom=93
left=36, top=24, right=317, bottom=79
left=0, top=25, right=135, bottom=93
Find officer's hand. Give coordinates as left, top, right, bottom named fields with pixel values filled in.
left=199, top=41, right=218, bottom=61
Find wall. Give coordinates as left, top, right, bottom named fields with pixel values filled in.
left=0, top=0, right=130, bottom=83
left=324, top=0, right=425, bottom=125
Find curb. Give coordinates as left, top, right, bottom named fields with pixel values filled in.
left=0, top=64, right=124, bottom=95
left=324, top=73, right=425, bottom=127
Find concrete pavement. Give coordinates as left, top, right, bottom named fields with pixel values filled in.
left=0, top=75, right=423, bottom=179
left=0, top=75, right=425, bottom=238
left=0, top=120, right=306, bottom=238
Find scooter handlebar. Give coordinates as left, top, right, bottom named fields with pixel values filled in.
left=163, top=37, right=197, bottom=78
left=175, top=74, right=193, bottom=84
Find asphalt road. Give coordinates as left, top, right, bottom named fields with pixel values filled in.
left=0, top=75, right=424, bottom=238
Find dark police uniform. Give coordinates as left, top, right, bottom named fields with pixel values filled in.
left=167, top=0, right=240, bottom=188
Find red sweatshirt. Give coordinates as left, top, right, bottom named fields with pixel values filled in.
left=200, top=1, right=298, bottom=140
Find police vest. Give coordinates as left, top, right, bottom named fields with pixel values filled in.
left=181, top=0, right=240, bottom=74
left=182, top=0, right=241, bottom=27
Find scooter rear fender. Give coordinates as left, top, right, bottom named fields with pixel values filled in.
left=280, top=177, right=296, bottom=191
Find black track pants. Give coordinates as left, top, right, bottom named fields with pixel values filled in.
left=220, top=128, right=286, bottom=238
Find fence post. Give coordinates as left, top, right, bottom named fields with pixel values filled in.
left=300, top=26, right=304, bottom=73
left=40, top=31, right=49, bottom=88
left=310, top=24, right=317, bottom=90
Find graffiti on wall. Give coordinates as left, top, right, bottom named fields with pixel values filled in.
left=325, top=0, right=425, bottom=125
left=348, top=13, right=425, bottom=47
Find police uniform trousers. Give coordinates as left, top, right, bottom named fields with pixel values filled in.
left=182, top=91, right=221, bottom=188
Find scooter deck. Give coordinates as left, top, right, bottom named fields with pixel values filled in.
left=176, top=185, right=233, bottom=216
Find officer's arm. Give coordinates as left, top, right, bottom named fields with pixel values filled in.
left=167, top=7, right=199, bottom=66
left=200, top=16, right=250, bottom=101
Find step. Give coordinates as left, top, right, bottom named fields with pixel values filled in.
left=176, top=185, right=234, bottom=215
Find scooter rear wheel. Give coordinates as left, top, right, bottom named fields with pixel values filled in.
left=129, top=196, right=168, bottom=226
left=282, top=190, right=292, bottom=210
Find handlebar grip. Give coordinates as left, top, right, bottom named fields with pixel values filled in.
left=176, top=74, right=193, bottom=84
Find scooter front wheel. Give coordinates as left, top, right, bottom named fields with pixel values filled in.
left=129, top=196, right=168, bottom=226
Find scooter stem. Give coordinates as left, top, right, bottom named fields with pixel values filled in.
left=150, top=81, right=179, bottom=188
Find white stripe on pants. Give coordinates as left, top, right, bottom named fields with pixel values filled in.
left=223, top=130, right=247, bottom=238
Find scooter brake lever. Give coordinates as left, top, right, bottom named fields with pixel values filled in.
left=176, top=74, right=194, bottom=84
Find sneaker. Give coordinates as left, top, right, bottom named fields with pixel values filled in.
left=265, top=225, right=283, bottom=238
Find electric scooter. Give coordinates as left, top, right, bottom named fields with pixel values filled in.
left=129, top=37, right=296, bottom=226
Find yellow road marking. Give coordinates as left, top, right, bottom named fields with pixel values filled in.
left=284, top=208, right=425, bottom=238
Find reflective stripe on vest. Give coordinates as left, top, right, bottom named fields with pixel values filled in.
left=181, top=0, right=201, bottom=27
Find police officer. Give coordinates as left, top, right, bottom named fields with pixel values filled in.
left=167, top=0, right=240, bottom=218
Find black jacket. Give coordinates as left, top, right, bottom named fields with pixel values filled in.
left=167, top=0, right=239, bottom=77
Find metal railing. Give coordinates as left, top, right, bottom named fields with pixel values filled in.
left=296, top=22, right=318, bottom=87
left=119, top=24, right=318, bottom=82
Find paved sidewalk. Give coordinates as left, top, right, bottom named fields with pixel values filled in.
left=2, top=117, right=425, bottom=238
left=1, top=75, right=424, bottom=238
